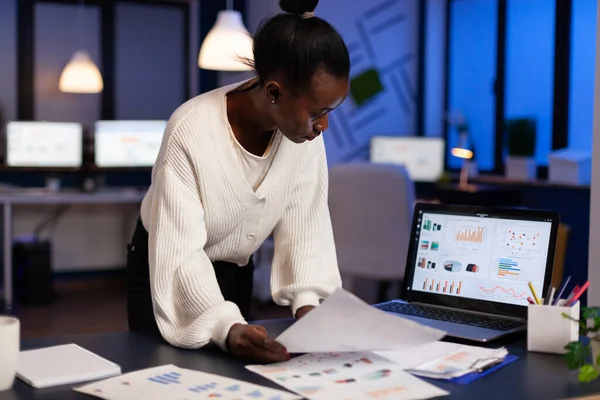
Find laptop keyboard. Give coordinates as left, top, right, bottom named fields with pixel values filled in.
left=375, top=302, right=524, bottom=332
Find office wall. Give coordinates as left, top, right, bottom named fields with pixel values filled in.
left=587, top=0, right=600, bottom=305
left=0, top=0, right=17, bottom=121
left=238, top=0, right=420, bottom=165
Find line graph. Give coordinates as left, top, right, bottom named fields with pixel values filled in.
left=478, top=285, right=528, bottom=300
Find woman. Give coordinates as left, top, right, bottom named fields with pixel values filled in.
left=126, top=0, right=350, bottom=363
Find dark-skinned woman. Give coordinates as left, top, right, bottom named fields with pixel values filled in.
left=126, top=0, right=350, bottom=363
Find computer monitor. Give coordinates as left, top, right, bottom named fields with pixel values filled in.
left=5, top=121, right=83, bottom=168
left=94, top=120, right=167, bottom=168
left=369, top=137, right=445, bottom=182
left=404, top=203, right=558, bottom=318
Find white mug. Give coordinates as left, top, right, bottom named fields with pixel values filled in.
left=0, top=316, right=19, bottom=391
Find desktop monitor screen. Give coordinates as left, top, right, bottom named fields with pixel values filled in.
left=6, top=121, right=83, bottom=168
left=369, top=137, right=445, bottom=182
left=94, top=120, right=167, bottom=168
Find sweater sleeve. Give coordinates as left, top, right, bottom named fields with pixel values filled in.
left=270, top=136, right=342, bottom=315
left=146, top=160, right=247, bottom=351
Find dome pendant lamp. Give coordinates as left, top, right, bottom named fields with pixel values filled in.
left=198, top=0, right=254, bottom=71
left=59, top=50, right=103, bottom=93
left=59, top=0, right=103, bottom=93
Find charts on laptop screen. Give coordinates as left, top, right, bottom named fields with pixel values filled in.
left=6, top=121, right=83, bottom=167
left=94, top=120, right=167, bottom=168
left=410, top=211, right=553, bottom=307
left=370, top=137, right=445, bottom=182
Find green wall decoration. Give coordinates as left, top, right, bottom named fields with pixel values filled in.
left=349, top=68, right=384, bottom=107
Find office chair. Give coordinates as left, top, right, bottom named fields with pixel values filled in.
left=328, top=162, right=416, bottom=303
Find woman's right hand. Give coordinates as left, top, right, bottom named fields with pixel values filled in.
left=226, top=324, right=290, bottom=363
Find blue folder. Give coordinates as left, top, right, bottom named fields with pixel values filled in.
left=446, top=354, right=519, bottom=385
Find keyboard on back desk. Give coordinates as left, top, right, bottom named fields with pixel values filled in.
left=375, top=302, right=524, bottom=331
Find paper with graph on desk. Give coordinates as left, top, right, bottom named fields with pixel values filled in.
left=377, top=343, right=509, bottom=380
left=276, top=288, right=446, bottom=353
left=74, top=365, right=301, bottom=400
left=247, top=351, right=449, bottom=400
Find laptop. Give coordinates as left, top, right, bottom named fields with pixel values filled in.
left=374, top=202, right=559, bottom=342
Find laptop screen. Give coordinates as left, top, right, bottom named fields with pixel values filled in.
left=408, top=208, right=554, bottom=309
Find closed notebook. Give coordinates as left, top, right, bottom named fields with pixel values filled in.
left=17, top=343, right=121, bottom=388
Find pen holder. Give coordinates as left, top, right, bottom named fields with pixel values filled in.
left=527, top=300, right=580, bottom=354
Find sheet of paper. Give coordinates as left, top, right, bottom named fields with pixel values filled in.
left=276, top=289, right=446, bottom=353
left=247, top=352, right=449, bottom=400
left=374, top=342, right=464, bottom=370
left=403, top=346, right=508, bottom=379
left=74, top=365, right=300, bottom=400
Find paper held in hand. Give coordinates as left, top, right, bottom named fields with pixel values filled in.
left=276, top=288, right=446, bottom=353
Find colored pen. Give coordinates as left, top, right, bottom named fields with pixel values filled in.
left=568, top=281, right=590, bottom=307
left=546, top=287, right=556, bottom=306
left=528, top=282, right=541, bottom=305
left=527, top=297, right=535, bottom=305
left=565, top=285, right=581, bottom=304
left=553, top=276, right=571, bottom=306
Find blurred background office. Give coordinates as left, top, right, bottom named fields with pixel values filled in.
left=0, top=0, right=596, bottom=338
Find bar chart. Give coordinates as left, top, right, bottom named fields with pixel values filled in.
left=495, top=258, right=521, bottom=277
left=455, top=226, right=485, bottom=243
left=423, top=278, right=462, bottom=295
left=423, top=219, right=442, bottom=231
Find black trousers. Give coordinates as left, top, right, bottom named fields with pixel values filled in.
left=126, top=218, right=254, bottom=334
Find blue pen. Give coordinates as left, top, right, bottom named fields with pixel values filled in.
left=553, top=276, right=571, bottom=306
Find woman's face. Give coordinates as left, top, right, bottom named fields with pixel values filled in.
left=267, top=71, right=349, bottom=144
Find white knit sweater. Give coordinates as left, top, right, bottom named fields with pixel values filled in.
left=140, top=82, right=342, bottom=351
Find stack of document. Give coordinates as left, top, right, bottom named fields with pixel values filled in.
left=17, top=344, right=121, bottom=389
left=377, top=343, right=509, bottom=380
left=247, top=352, right=450, bottom=400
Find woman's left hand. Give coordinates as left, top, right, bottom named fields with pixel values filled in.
left=295, top=306, right=315, bottom=319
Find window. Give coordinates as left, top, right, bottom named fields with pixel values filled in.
left=447, top=0, right=497, bottom=171
left=568, top=0, right=597, bottom=151
left=504, top=0, right=555, bottom=166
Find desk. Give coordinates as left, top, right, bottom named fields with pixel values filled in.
left=0, top=189, right=146, bottom=312
left=2, top=319, right=600, bottom=400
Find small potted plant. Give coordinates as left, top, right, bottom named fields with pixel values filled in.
left=505, top=118, right=537, bottom=180
left=564, top=307, right=600, bottom=383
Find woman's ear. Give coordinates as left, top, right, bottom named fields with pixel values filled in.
left=265, top=81, right=282, bottom=104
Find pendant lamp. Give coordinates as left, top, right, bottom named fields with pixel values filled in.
left=59, top=51, right=103, bottom=93
left=198, top=0, right=253, bottom=71
left=59, top=0, right=103, bottom=93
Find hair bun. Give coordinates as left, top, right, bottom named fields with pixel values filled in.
left=279, top=0, right=319, bottom=16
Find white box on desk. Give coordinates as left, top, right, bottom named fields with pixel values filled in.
left=548, top=149, right=592, bottom=185
left=527, top=300, right=579, bottom=354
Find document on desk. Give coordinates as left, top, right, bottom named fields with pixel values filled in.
left=376, top=342, right=509, bottom=380
left=276, top=288, right=446, bottom=353
left=74, top=365, right=301, bottom=400
left=247, top=351, right=449, bottom=400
